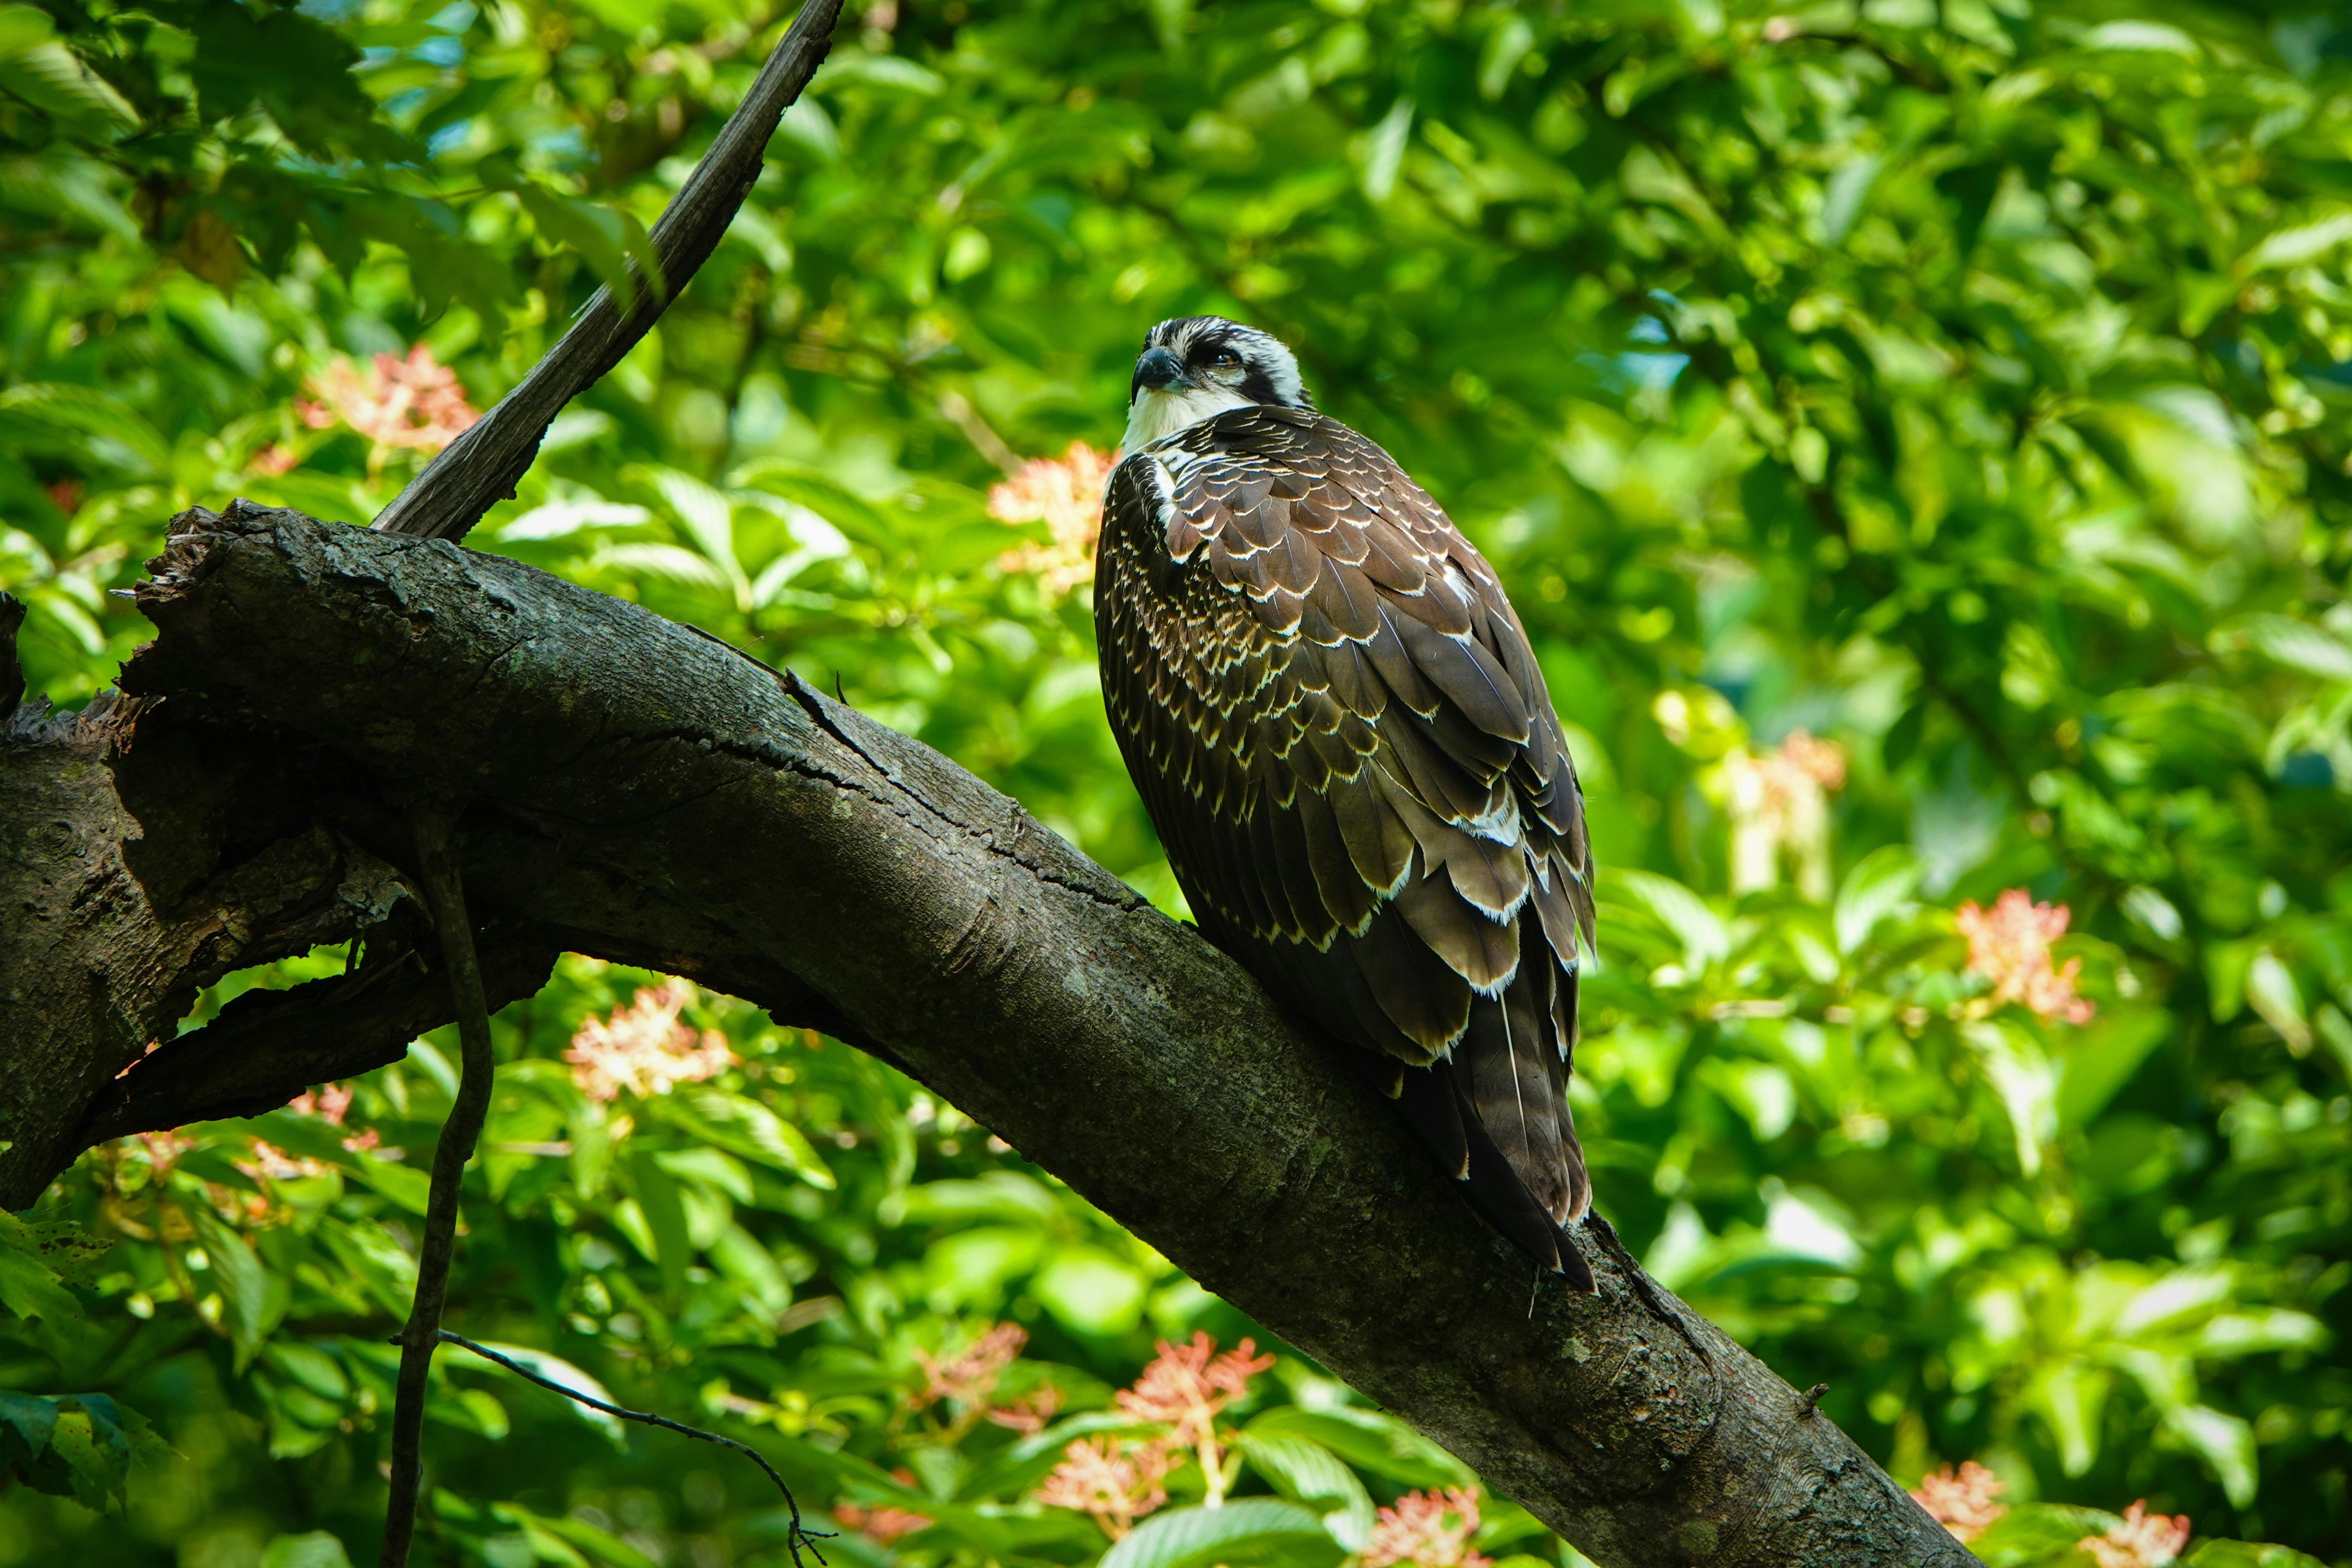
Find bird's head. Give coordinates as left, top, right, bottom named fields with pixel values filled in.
left=1122, top=316, right=1313, bottom=450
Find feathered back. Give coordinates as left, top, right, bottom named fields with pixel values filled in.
left=1096, top=402, right=1597, bottom=1277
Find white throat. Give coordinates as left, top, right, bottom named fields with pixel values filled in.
left=1121, top=384, right=1258, bottom=452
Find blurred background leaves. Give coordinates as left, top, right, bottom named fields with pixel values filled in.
left=1, top=0, right=2349, bottom=1562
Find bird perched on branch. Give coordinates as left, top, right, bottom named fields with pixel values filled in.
left=1095, top=316, right=1599, bottom=1288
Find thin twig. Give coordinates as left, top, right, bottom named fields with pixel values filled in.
left=437, top=1330, right=833, bottom=1565
left=371, top=0, right=844, bottom=542
left=380, top=807, right=501, bottom=1568
left=1797, top=1383, right=1830, bottom=1418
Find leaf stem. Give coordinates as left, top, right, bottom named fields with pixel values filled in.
left=437, top=1329, right=831, bottom=1565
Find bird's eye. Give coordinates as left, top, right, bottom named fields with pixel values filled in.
left=1209, top=349, right=1241, bottom=368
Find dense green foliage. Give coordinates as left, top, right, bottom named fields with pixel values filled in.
left=3, top=0, right=2350, bottom=1563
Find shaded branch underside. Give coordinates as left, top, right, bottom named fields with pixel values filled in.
left=0, top=503, right=1975, bottom=1568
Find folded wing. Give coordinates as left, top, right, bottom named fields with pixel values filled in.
left=1095, top=405, right=1597, bottom=1267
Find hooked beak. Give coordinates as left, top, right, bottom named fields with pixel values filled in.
left=1132, top=345, right=1187, bottom=396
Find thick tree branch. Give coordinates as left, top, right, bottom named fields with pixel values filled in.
left=0, top=502, right=1989, bottom=1568
left=368, top=0, right=843, bottom=542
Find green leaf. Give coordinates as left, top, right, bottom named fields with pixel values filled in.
left=261, top=1341, right=351, bottom=1403
left=2216, top=613, right=2352, bottom=684
left=2166, top=1403, right=2258, bottom=1507
left=890, top=1171, right=1062, bottom=1226
left=1243, top=1408, right=1473, bottom=1488
left=2185, top=1542, right=2328, bottom=1568
left=1971, top=1503, right=2121, bottom=1557
left=1031, top=1249, right=1148, bottom=1336
left=2239, top=211, right=2352, bottom=275
left=1612, top=870, right=1728, bottom=968
left=1833, top=846, right=1917, bottom=954
left=508, top=184, right=664, bottom=313
left=0, top=1212, right=82, bottom=1321
left=0, top=1389, right=59, bottom=1463
left=258, top=1530, right=355, bottom=1568
left=189, top=1208, right=282, bottom=1372
left=511, top=1509, right=661, bottom=1568
left=659, top=1090, right=835, bottom=1188
left=349, top=1157, right=433, bottom=1215
left=651, top=1145, right=755, bottom=1204
left=2027, top=1360, right=2110, bottom=1476
left=2243, top=952, right=2312, bottom=1053
left=1099, top=1499, right=1339, bottom=1568
left=1880, top=700, right=1927, bottom=772
left=43, top=1405, right=121, bottom=1513
left=628, top=1151, right=694, bottom=1294
left=1237, top=1432, right=1376, bottom=1550
left=0, top=9, right=141, bottom=134
left=2057, top=1008, right=2168, bottom=1128
left=1967, top=1021, right=2058, bottom=1177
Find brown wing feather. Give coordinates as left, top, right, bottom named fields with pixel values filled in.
left=1096, top=405, right=1597, bottom=1268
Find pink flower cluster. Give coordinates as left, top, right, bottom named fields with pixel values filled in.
left=1911, top=1463, right=2191, bottom=1566
left=298, top=345, right=479, bottom=455
left=564, top=980, right=737, bottom=1101
left=2080, top=1501, right=2192, bottom=1568
left=1113, top=1330, right=1276, bottom=1448
left=1032, top=1332, right=1276, bottom=1534
left=1363, top=1487, right=1491, bottom=1568
left=1908, top=1461, right=2007, bottom=1542
left=287, top=1081, right=381, bottom=1153
left=917, top=1321, right=1027, bottom=1410
left=986, top=440, right=1115, bottom=596
left=1723, top=728, right=1849, bottom=899
left=832, top=1501, right=932, bottom=1544
left=1955, top=888, right=2094, bottom=1024
left=1032, top=1435, right=1178, bottom=1539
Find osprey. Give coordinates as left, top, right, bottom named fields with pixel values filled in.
left=1096, top=316, right=1599, bottom=1287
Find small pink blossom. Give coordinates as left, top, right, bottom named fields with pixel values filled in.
left=916, top=1322, right=1026, bottom=1410
left=132, top=1129, right=196, bottom=1179
left=1115, top=1331, right=1275, bottom=1448
left=987, top=441, right=1115, bottom=596
left=249, top=443, right=299, bottom=476
left=288, top=1082, right=354, bottom=1126
left=2079, top=1501, right=2192, bottom=1568
left=564, top=980, right=737, bottom=1101
left=288, top=1080, right=383, bottom=1153
left=1363, top=1487, right=1491, bottom=1568
left=1908, top=1461, right=2007, bottom=1542
left=236, top=1139, right=328, bottom=1182
left=1033, top=1434, right=1178, bottom=1539
left=1956, top=889, right=2094, bottom=1024
left=1112, top=1331, right=1274, bottom=1507
left=298, top=345, right=479, bottom=456
left=984, top=1384, right=1064, bottom=1435
left=1724, top=729, right=1849, bottom=899
left=833, top=1502, right=932, bottom=1544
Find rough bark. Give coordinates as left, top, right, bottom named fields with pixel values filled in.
left=0, top=502, right=1979, bottom=1568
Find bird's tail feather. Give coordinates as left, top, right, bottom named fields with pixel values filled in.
left=1453, top=960, right=1593, bottom=1287
left=1343, top=957, right=1593, bottom=1290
